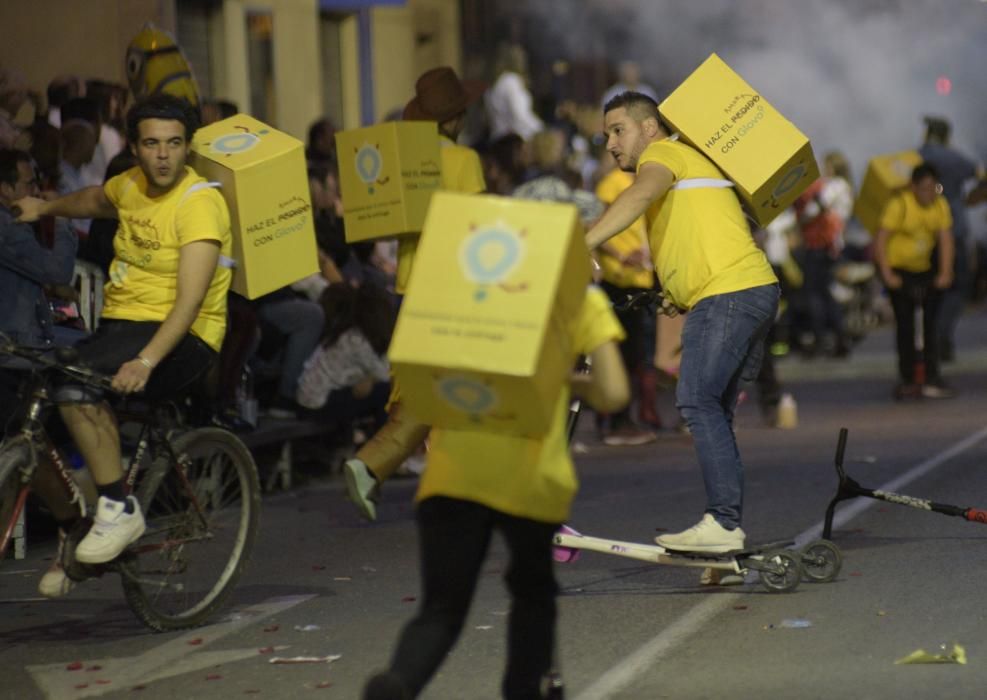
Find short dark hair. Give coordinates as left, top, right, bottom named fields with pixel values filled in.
left=46, top=75, right=83, bottom=110
left=61, top=97, right=101, bottom=127
left=216, top=100, right=239, bottom=120
left=603, top=91, right=671, bottom=132
left=912, top=162, right=940, bottom=184
left=126, top=94, right=201, bottom=145
left=0, top=148, right=32, bottom=188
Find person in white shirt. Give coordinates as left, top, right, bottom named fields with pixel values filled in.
left=485, top=43, right=543, bottom=141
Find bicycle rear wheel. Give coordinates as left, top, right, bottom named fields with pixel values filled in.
left=0, top=438, right=32, bottom=560
left=122, top=428, right=260, bottom=631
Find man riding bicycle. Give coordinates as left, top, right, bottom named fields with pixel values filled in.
left=14, top=94, right=233, bottom=597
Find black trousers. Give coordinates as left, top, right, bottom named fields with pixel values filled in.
left=388, top=496, right=560, bottom=699
left=887, top=269, right=943, bottom=384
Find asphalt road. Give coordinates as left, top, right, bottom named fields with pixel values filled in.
left=3, top=309, right=987, bottom=700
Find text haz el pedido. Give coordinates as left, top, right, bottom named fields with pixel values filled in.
left=245, top=197, right=311, bottom=248
left=702, top=94, right=766, bottom=155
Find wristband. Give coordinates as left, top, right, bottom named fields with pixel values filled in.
left=136, top=355, right=155, bottom=370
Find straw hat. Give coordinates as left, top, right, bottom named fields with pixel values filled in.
left=403, top=67, right=485, bottom=123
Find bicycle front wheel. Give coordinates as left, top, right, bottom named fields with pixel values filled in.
left=122, top=428, right=261, bottom=631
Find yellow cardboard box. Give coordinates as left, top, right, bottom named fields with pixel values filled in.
left=659, top=53, right=819, bottom=226
left=189, top=114, right=318, bottom=299
left=853, top=150, right=923, bottom=235
left=388, top=192, right=591, bottom=436
left=335, top=121, right=442, bottom=242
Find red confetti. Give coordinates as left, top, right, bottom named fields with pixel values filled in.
left=188, top=638, right=204, bottom=646
left=263, top=625, right=280, bottom=632
left=315, top=681, right=332, bottom=688
left=311, top=565, right=326, bottom=571
left=258, top=646, right=275, bottom=654
left=132, top=686, right=146, bottom=691
left=850, top=571, right=863, bottom=577
left=87, top=665, right=103, bottom=672
left=732, top=605, right=748, bottom=611
left=95, top=680, right=112, bottom=685
left=74, top=684, right=89, bottom=690
left=402, top=596, right=417, bottom=603
left=206, top=674, right=223, bottom=681
left=654, top=527, right=668, bottom=532
left=66, top=662, right=84, bottom=671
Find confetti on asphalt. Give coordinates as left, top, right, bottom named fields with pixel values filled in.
left=205, top=674, right=223, bottom=681
left=780, top=619, right=812, bottom=629
left=732, top=605, right=748, bottom=611
left=877, top=611, right=888, bottom=617
left=312, top=565, right=326, bottom=571
left=269, top=655, right=342, bottom=665
left=402, top=596, right=417, bottom=603
left=315, top=681, right=332, bottom=688
left=895, top=643, right=967, bottom=665
left=66, top=662, right=83, bottom=671
left=475, top=625, right=493, bottom=631
left=87, top=665, right=103, bottom=671
left=294, top=624, right=321, bottom=632
left=264, top=624, right=280, bottom=632
left=849, top=571, right=863, bottom=577
left=334, top=576, right=352, bottom=581
left=187, top=638, right=204, bottom=646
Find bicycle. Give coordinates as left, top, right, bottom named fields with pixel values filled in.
left=0, top=334, right=261, bottom=631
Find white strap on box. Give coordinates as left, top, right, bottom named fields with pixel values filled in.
left=178, top=181, right=236, bottom=268
left=671, top=178, right=734, bottom=190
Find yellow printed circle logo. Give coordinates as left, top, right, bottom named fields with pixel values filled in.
left=459, top=221, right=526, bottom=301
left=436, top=377, right=497, bottom=416
left=355, top=143, right=383, bottom=193
left=203, top=125, right=270, bottom=157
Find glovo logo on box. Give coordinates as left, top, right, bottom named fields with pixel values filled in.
left=459, top=219, right=528, bottom=301
left=200, top=123, right=272, bottom=157
left=765, top=163, right=808, bottom=209
left=354, top=142, right=388, bottom=194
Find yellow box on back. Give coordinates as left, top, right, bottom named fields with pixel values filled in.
left=335, top=121, right=441, bottom=242
left=659, top=53, right=819, bottom=226
left=388, top=192, right=591, bottom=436
left=853, top=150, right=923, bottom=235
left=189, top=114, right=318, bottom=299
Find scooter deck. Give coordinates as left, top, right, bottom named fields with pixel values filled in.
left=660, top=539, right=795, bottom=560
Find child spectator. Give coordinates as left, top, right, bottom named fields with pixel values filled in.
left=296, top=283, right=395, bottom=433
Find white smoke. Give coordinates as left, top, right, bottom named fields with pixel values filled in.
left=517, top=0, right=987, bottom=183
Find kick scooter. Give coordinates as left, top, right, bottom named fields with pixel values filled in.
left=823, top=427, right=987, bottom=539
left=555, top=290, right=843, bottom=593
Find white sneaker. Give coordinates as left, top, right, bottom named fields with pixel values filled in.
left=75, top=496, right=146, bottom=564
left=343, top=458, right=379, bottom=522
left=38, top=531, right=76, bottom=598
left=656, top=514, right=745, bottom=553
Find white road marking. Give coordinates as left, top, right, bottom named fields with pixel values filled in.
left=27, top=594, right=316, bottom=699
left=573, top=425, right=987, bottom=700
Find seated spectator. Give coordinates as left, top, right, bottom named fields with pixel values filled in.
left=296, top=283, right=394, bottom=435
left=60, top=97, right=105, bottom=187
left=512, top=128, right=603, bottom=224
left=57, top=119, right=98, bottom=234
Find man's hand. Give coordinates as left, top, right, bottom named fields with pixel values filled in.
left=934, top=270, right=954, bottom=290
left=12, top=196, right=45, bottom=222
left=621, top=247, right=652, bottom=270
left=882, top=270, right=903, bottom=290
left=112, top=358, right=153, bottom=394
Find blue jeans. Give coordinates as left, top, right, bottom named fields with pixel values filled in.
left=676, top=284, right=779, bottom=530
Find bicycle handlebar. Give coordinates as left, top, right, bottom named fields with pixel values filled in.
left=613, top=289, right=681, bottom=318
left=0, top=332, right=115, bottom=392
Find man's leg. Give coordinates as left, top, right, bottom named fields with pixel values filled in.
left=497, top=513, right=560, bottom=700
left=256, top=296, right=324, bottom=410
left=59, top=401, right=145, bottom=563
left=887, top=279, right=916, bottom=386
left=373, top=497, right=492, bottom=697
left=659, top=286, right=777, bottom=550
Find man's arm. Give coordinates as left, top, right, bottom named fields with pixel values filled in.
left=585, top=161, right=673, bottom=250
left=0, top=218, right=77, bottom=286
left=934, top=227, right=955, bottom=289
left=570, top=340, right=630, bottom=413
left=110, top=239, right=220, bottom=394
left=14, top=186, right=117, bottom=223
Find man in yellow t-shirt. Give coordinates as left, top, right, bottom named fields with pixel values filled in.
left=345, top=67, right=486, bottom=521
left=875, top=162, right=954, bottom=400
left=15, top=94, right=233, bottom=588
left=586, top=91, right=778, bottom=557
left=364, top=286, right=629, bottom=700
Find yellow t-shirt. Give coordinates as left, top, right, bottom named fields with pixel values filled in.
left=102, top=166, right=234, bottom=351
left=879, top=190, right=952, bottom=272
left=595, top=169, right=653, bottom=289
left=637, top=138, right=776, bottom=309
left=396, top=135, right=486, bottom=293
left=416, top=286, right=625, bottom=524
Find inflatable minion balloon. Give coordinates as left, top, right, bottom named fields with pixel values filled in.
left=126, top=23, right=200, bottom=106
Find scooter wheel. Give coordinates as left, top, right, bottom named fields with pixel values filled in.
left=758, top=550, right=801, bottom=593
left=799, top=539, right=842, bottom=582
